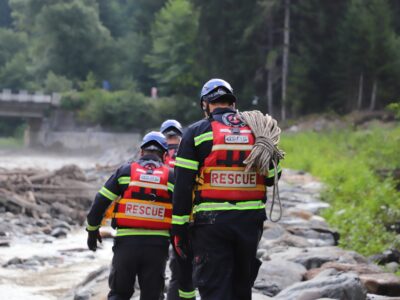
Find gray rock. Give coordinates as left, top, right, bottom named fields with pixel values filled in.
left=254, top=259, right=306, bottom=296
left=385, top=262, right=399, bottom=273
left=274, top=272, right=367, bottom=300
left=270, top=247, right=367, bottom=270
left=51, top=227, right=68, bottom=238
left=265, top=233, right=313, bottom=249
left=263, top=223, right=287, bottom=240
left=53, top=220, right=72, bottom=231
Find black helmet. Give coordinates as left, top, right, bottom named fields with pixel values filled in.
left=200, top=78, right=237, bottom=107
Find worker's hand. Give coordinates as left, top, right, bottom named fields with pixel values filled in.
left=87, top=229, right=102, bottom=251
left=172, top=234, right=190, bottom=260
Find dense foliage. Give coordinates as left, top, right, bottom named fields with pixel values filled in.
left=0, top=0, right=400, bottom=127
left=280, top=124, right=400, bottom=255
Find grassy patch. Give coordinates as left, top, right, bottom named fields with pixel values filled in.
left=0, top=136, right=24, bottom=148
left=280, top=124, right=400, bottom=256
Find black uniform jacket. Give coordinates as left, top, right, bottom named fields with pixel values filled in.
left=171, top=107, right=282, bottom=236
left=87, top=154, right=174, bottom=245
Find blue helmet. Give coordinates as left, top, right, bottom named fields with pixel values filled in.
left=160, top=119, right=183, bottom=137
left=140, top=131, right=168, bottom=152
left=200, top=78, right=237, bottom=106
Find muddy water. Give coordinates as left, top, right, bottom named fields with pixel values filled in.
left=0, top=229, right=114, bottom=300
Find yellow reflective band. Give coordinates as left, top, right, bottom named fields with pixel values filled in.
left=118, top=176, right=131, bottom=185
left=168, top=182, right=174, bottom=192
left=172, top=215, right=190, bottom=225
left=193, top=201, right=265, bottom=213
left=267, top=164, right=282, bottom=178
left=86, top=224, right=100, bottom=231
left=116, top=228, right=170, bottom=237
left=175, top=157, right=199, bottom=171
left=211, top=144, right=253, bottom=151
left=129, top=181, right=168, bottom=191
left=99, top=186, right=119, bottom=201
left=179, top=289, right=196, bottom=298
left=194, top=131, right=213, bottom=146
left=198, top=183, right=266, bottom=191
left=114, top=213, right=172, bottom=223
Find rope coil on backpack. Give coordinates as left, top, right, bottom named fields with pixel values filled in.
left=238, top=110, right=285, bottom=222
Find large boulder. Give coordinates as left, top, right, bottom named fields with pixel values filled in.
left=305, top=262, right=383, bottom=280
left=270, top=247, right=368, bottom=270
left=253, top=259, right=307, bottom=296
left=273, top=272, right=367, bottom=300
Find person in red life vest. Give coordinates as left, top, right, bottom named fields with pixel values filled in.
left=86, top=131, right=174, bottom=300
left=160, top=119, right=183, bottom=168
left=171, top=79, right=282, bottom=300
left=161, top=120, right=196, bottom=300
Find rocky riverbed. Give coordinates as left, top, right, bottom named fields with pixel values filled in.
left=1, top=163, right=400, bottom=300
left=69, top=169, right=400, bottom=300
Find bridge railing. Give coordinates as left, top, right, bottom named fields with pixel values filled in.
left=0, top=89, right=61, bottom=106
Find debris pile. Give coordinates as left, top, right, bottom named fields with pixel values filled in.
left=0, top=164, right=98, bottom=240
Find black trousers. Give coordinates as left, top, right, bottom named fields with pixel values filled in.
left=108, top=242, right=169, bottom=300
left=166, top=250, right=195, bottom=300
left=191, top=221, right=263, bottom=300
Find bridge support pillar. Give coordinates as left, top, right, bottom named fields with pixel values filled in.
left=24, top=118, right=43, bottom=147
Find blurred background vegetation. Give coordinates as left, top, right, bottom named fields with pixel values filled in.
left=0, top=0, right=399, bottom=256
left=1, top=0, right=400, bottom=129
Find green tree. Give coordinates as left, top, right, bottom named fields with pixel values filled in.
left=334, top=0, right=400, bottom=111
left=31, top=0, right=114, bottom=81
left=146, top=0, right=200, bottom=95
left=0, top=0, right=12, bottom=28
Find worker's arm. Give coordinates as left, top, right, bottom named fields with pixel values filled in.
left=171, top=128, right=199, bottom=235
left=86, top=164, right=129, bottom=231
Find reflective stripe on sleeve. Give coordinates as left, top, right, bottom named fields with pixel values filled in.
left=179, top=289, right=196, bottom=299
left=168, top=182, right=174, bottom=192
left=99, top=186, right=119, bottom=201
left=117, top=176, right=131, bottom=185
left=194, top=131, right=213, bottom=146
left=172, top=215, right=191, bottom=225
left=86, top=224, right=100, bottom=231
left=193, top=200, right=265, bottom=213
left=116, top=228, right=170, bottom=237
left=267, top=164, right=282, bottom=178
left=175, top=157, right=199, bottom=171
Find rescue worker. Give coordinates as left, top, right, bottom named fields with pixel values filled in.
left=160, top=120, right=196, bottom=300
left=171, top=79, right=282, bottom=300
left=160, top=119, right=183, bottom=168
left=86, top=131, right=174, bottom=300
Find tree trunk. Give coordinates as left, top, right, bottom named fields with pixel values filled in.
left=281, top=0, right=290, bottom=121
left=267, top=9, right=274, bottom=115
left=357, top=73, right=364, bottom=110
left=369, top=79, right=377, bottom=111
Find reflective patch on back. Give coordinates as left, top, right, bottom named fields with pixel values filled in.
left=125, top=202, right=165, bottom=220
left=210, top=170, right=257, bottom=187
left=139, top=174, right=161, bottom=183
left=224, top=135, right=249, bottom=144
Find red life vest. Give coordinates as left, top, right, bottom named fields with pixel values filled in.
left=197, top=121, right=266, bottom=202
left=113, top=161, right=172, bottom=230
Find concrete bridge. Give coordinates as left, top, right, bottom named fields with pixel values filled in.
left=0, top=89, right=61, bottom=146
